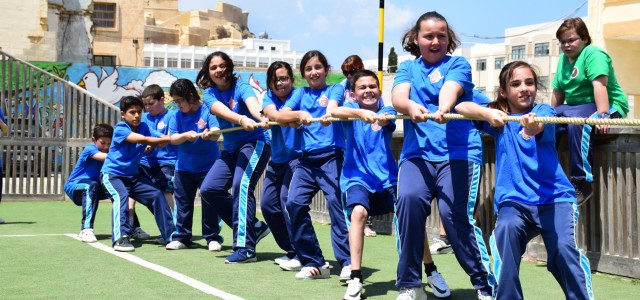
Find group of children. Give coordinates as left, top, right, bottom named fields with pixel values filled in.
left=60, top=11, right=614, bottom=300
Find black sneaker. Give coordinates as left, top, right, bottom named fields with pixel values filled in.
left=571, top=178, right=594, bottom=206
left=114, top=236, right=135, bottom=252
left=254, top=221, right=271, bottom=244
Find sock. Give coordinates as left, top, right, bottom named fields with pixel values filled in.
left=439, top=234, right=450, bottom=245
left=350, top=269, right=363, bottom=281
left=424, top=262, right=437, bottom=276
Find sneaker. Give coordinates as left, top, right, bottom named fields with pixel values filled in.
left=0, top=217, right=5, bottom=224
left=208, top=240, right=222, bottom=252
left=79, top=229, right=98, bottom=243
left=340, top=264, right=352, bottom=282
left=429, top=238, right=453, bottom=254
left=131, top=227, right=151, bottom=240
left=571, top=178, right=594, bottom=206
left=397, top=287, right=427, bottom=300
left=426, top=271, right=451, bottom=298
left=274, top=255, right=291, bottom=265
left=113, top=237, right=135, bottom=252
left=295, top=263, right=330, bottom=280
left=279, top=257, right=302, bottom=271
left=477, top=290, right=493, bottom=300
left=166, top=240, right=198, bottom=250
left=154, top=237, right=167, bottom=245
left=254, top=221, right=271, bottom=244
left=225, top=248, right=257, bottom=264
left=343, top=278, right=363, bottom=300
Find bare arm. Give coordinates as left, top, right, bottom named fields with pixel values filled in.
left=331, top=106, right=377, bottom=123
left=0, top=117, right=8, bottom=133
left=90, top=152, right=107, bottom=162
left=210, top=101, right=258, bottom=131
left=392, top=82, right=429, bottom=123
left=455, top=102, right=506, bottom=127
left=434, top=81, right=464, bottom=123
left=125, top=132, right=170, bottom=146
left=551, top=89, right=565, bottom=107
left=592, top=75, right=611, bottom=133
left=275, top=107, right=312, bottom=125
left=170, top=130, right=198, bottom=145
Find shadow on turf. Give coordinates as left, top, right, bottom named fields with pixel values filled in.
left=0, top=221, right=35, bottom=225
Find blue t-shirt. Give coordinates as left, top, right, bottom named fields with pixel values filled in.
left=202, top=79, right=270, bottom=152
left=476, top=104, right=576, bottom=213
left=393, top=56, right=482, bottom=164
left=101, top=122, right=161, bottom=176
left=284, top=84, right=345, bottom=153
left=262, top=89, right=302, bottom=164
left=341, top=101, right=398, bottom=192
left=64, top=143, right=103, bottom=196
left=140, top=110, right=177, bottom=167
left=0, top=108, right=5, bottom=166
left=168, top=104, right=221, bottom=173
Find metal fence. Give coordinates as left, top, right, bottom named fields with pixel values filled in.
left=0, top=51, right=120, bottom=199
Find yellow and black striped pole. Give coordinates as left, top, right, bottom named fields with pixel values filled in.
left=378, top=0, right=384, bottom=91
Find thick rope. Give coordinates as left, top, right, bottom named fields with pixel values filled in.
left=197, top=113, right=640, bottom=136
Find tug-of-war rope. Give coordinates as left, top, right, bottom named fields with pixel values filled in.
left=198, top=113, right=640, bottom=136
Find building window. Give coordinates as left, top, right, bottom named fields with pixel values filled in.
left=534, top=43, right=549, bottom=57
left=233, top=60, right=244, bottom=67
left=93, top=3, right=116, bottom=28
left=153, top=57, right=163, bottom=67
left=194, top=59, right=204, bottom=69
left=476, top=59, right=486, bottom=71
left=181, top=59, right=191, bottom=69
left=167, top=58, right=178, bottom=68
left=93, top=55, right=116, bottom=66
left=258, top=61, right=269, bottom=68
left=271, top=46, right=276, bottom=51
left=511, top=45, right=525, bottom=60
left=538, top=76, right=549, bottom=90
left=259, top=46, right=264, bottom=50
left=495, top=57, right=505, bottom=69
left=144, top=57, right=151, bottom=67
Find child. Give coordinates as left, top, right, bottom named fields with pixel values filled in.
left=0, top=106, right=8, bottom=224
left=260, top=61, right=300, bottom=268
left=64, top=124, right=113, bottom=242
left=551, top=17, right=629, bottom=205
left=100, top=96, right=176, bottom=252
left=129, top=84, right=178, bottom=241
left=197, top=51, right=272, bottom=263
left=331, top=69, right=397, bottom=299
left=275, top=50, right=351, bottom=280
left=391, top=11, right=494, bottom=300
left=164, top=78, right=224, bottom=250
left=456, top=61, right=594, bottom=300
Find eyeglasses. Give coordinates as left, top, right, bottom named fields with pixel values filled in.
left=559, top=37, right=581, bottom=46
left=276, top=76, right=290, bottom=83
left=343, top=70, right=356, bottom=77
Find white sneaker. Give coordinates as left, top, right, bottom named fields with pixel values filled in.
left=429, top=237, right=453, bottom=254
left=208, top=240, right=222, bottom=251
left=79, top=229, right=97, bottom=243
left=274, top=255, right=291, bottom=265
left=477, top=290, right=494, bottom=300
left=0, top=217, right=5, bottom=224
left=397, top=287, right=427, bottom=300
left=295, top=263, right=330, bottom=280
left=166, top=240, right=198, bottom=250
left=426, top=271, right=450, bottom=297
left=339, top=264, right=352, bottom=282
left=343, top=278, right=363, bottom=300
left=131, top=227, right=151, bottom=240
left=279, top=258, right=302, bottom=271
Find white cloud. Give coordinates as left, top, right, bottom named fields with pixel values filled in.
left=385, top=2, right=415, bottom=30
left=296, top=1, right=304, bottom=13
left=312, top=15, right=332, bottom=33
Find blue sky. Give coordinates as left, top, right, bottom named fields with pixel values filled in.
left=178, top=0, right=587, bottom=68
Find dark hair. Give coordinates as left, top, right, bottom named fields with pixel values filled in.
left=266, top=61, right=294, bottom=91
left=300, top=50, right=331, bottom=78
left=141, top=84, right=164, bottom=100
left=556, top=17, right=591, bottom=45
left=195, top=51, right=236, bottom=89
left=341, top=55, right=364, bottom=74
left=401, top=11, right=460, bottom=58
left=120, top=96, right=144, bottom=113
left=488, top=61, right=540, bottom=113
left=170, top=78, right=201, bottom=104
left=350, top=69, right=379, bottom=88
left=93, top=123, right=113, bottom=139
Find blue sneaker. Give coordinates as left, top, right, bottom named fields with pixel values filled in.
left=225, top=248, right=257, bottom=264
left=254, top=221, right=271, bottom=244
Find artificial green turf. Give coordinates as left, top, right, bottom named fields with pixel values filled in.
left=0, top=201, right=638, bottom=299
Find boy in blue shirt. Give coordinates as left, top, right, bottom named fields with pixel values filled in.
left=64, top=124, right=113, bottom=243
left=100, top=96, right=176, bottom=252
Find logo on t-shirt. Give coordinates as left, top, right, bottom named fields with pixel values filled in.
left=570, top=66, right=579, bottom=79
left=228, top=97, right=237, bottom=110
left=157, top=121, right=166, bottom=130
left=429, top=68, right=443, bottom=83
left=197, top=119, right=205, bottom=130
left=519, top=128, right=532, bottom=141
left=318, top=95, right=329, bottom=107
left=371, top=121, right=382, bottom=131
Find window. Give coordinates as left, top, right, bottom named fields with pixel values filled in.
left=495, top=57, right=505, bottom=69
left=93, top=3, right=116, bottom=28
left=476, top=59, right=486, bottom=71
left=233, top=60, right=244, bottom=67
left=511, top=45, right=525, bottom=60
left=538, top=76, right=549, bottom=90
left=194, top=59, right=204, bottom=69
left=534, top=43, right=549, bottom=57
left=167, top=58, right=178, bottom=68
left=153, top=57, right=163, bottom=67
left=258, top=61, right=269, bottom=68
left=271, top=46, right=276, bottom=51
left=259, top=46, right=264, bottom=50
left=181, top=59, right=191, bottom=69
left=93, top=55, right=116, bottom=66
left=144, top=57, right=151, bottom=67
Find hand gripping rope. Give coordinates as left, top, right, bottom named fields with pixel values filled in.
left=195, top=113, right=640, bottom=137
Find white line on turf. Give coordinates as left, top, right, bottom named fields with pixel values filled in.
left=65, top=233, right=244, bottom=300
left=0, top=233, right=70, bottom=237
